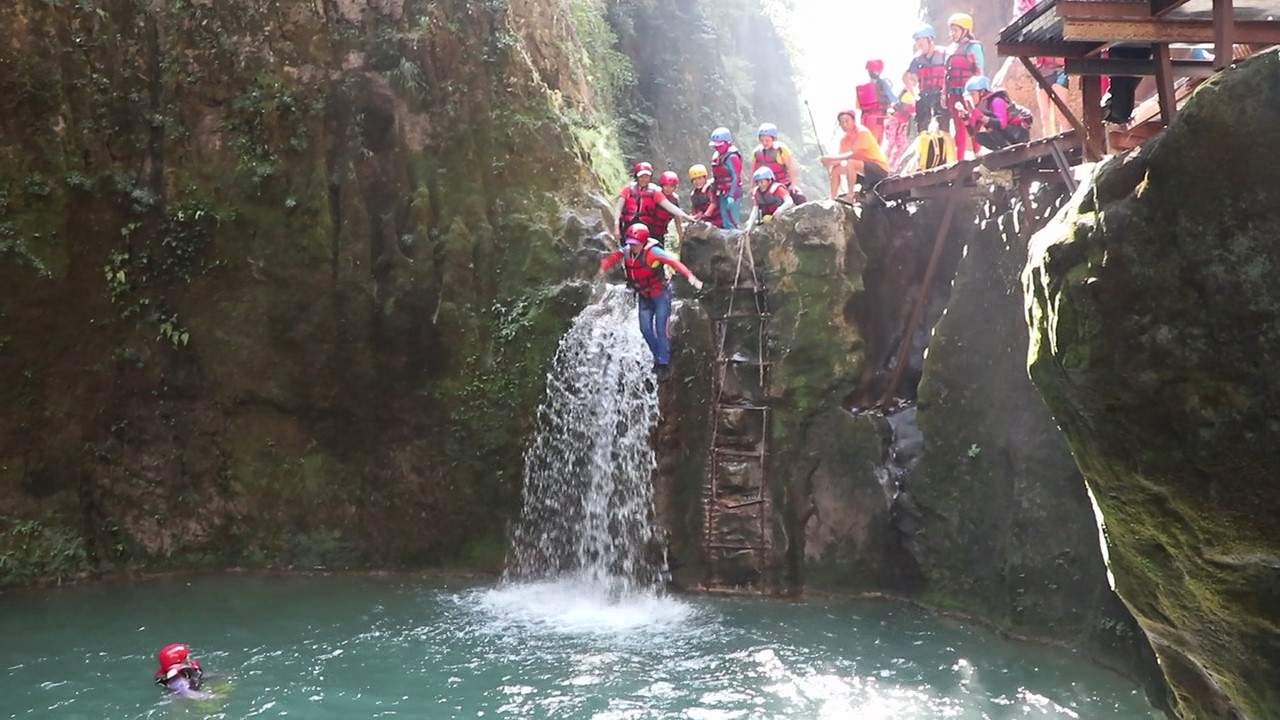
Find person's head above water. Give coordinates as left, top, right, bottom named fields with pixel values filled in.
left=155, top=643, right=204, bottom=690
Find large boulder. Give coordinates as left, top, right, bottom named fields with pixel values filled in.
left=1025, top=49, right=1280, bottom=719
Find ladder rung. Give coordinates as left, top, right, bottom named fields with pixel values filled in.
left=706, top=543, right=765, bottom=550
left=719, top=359, right=773, bottom=366
left=722, top=498, right=764, bottom=509
left=713, top=447, right=764, bottom=459
left=718, top=404, right=770, bottom=411
left=715, top=313, right=771, bottom=321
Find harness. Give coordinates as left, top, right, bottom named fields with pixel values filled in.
left=752, top=145, right=791, bottom=186
left=976, top=90, right=1033, bottom=129
left=623, top=245, right=668, bottom=299
left=913, top=50, right=947, bottom=94
left=619, top=182, right=660, bottom=228
left=945, top=39, right=982, bottom=94
left=711, top=146, right=742, bottom=194
left=755, top=182, right=788, bottom=216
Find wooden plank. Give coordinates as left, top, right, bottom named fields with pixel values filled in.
left=981, top=132, right=1082, bottom=171
left=1060, top=1, right=1151, bottom=20
left=1082, top=75, right=1106, bottom=161
left=1153, top=44, right=1178, bottom=124
left=1064, top=19, right=1280, bottom=44
left=1151, top=0, right=1193, bottom=16
left=1063, top=57, right=1217, bottom=77
left=1214, top=0, right=1234, bottom=70
left=874, top=157, right=981, bottom=199
left=997, top=40, right=1107, bottom=58
left=1020, top=57, right=1089, bottom=148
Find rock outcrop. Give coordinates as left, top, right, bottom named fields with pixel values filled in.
left=1025, top=49, right=1280, bottom=719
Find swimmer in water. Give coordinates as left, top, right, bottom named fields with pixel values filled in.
left=154, top=644, right=214, bottom=699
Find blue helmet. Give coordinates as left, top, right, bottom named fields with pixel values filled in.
left=912, top=25, right=936, bottom=40
left=964, top=75, right=992, bottom=93
left=757, top=122, right=779, bottom=139
left=709, top=127, right=733, bottom=145
left=753, top=167, right=775, bottom=182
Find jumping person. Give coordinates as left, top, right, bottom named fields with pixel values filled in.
left=688, top=164, right=722, bottom=228
left=944, top=13, right=985, bottom=160
left=751, top=123, right=805, bottom=203
left=820, top=110, right=891, bottom=201
left=743, top=167, right=795, bottom=232
left=709, top=127, right=744, bottom=229
left=598, top=223, right=704, bottom=380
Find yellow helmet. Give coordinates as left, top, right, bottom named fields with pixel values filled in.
left=688, top=164, right=709, bottom=180
left=948, top=12, right=974, bottom=33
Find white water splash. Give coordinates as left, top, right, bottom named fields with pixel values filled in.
left=505, top=285, right=663, bottom=593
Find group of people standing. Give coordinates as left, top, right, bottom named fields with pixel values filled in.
left=598, top=13, right=1044, bottom=378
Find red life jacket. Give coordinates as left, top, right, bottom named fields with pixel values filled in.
left=856, top=82, right=880, bottom=114
left=945, top=40, right=982, bottom=94
left=754, top=182, right=789, bottom=217
left=752, top=145, right=791, bottom=186
left=711, top=146, right=742, bottom=194
left=651, top=191, right=678, bottom=235
left=1034, top=56, right=1065, bottom=73
left=619, top=182, right=660, bottom=228
left=623, top=245, right=668, bottom=299
left=691, top=185, right=722, bottom=227
left=912, top=50, right=947, bottom=94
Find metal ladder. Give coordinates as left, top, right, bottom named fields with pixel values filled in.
left=703, top=231, right=773, bottom=592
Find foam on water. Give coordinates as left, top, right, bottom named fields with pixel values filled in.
left=474, top=575, right=697, bottom=636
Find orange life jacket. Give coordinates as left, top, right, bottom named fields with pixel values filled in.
left=623, top=245, right=668, bottom=299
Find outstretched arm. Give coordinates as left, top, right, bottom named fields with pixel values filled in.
left=657, top=196, right=693, bottom=222
left=650, top=247, right=703, bottom=289
left=598, top=250, right=625, bottom=275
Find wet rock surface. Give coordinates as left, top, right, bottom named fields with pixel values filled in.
left=1025, top=49, right=1280, bottom=720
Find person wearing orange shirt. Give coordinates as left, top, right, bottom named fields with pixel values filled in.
left=820, top=110, right=891, bottom=200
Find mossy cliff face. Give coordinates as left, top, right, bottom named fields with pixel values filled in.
left=911, top=187, right=1163, bottom=693
left=1025, top=49, right=1280, bottom=719
left=0, top=0, right=612, bottom=582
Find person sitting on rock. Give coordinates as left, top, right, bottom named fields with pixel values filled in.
left=743, top=167, right=795, bottom=232
left=598, top=224, right=704, bottom=381
left=649, top=171, right=683, bottom=248
left=965, top=76, right=1033, bottom=151
left=709, top=127, right=744, bottom=229
left=614, top=162, right=692, bottom=245
left=687, top=164, right=722, bottom=228
left=155, top=644, right=213, bottom=699
left=751, top=123, right=805, bottom=204
left=821, top=110, right=891, bottom=201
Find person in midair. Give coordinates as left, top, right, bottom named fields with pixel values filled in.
left=743, top=167, right=795, bottom=232
left=944, top=13, right=985, bottom=160
left=856, top=60, right=896, bottom=145
left=708, top=127, right=744, bottom=229
left=687, top=164, right=722, bottom=228
left=751, top=123, right=805, bottom=204
left=613, top=162, right=692, bottom=244
left=598, top=223, right=704, bottom=380
left=907, top=25, right=948, bottom=135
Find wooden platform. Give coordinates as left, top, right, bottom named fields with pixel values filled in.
left=874, top=130, right=1082, bottom=200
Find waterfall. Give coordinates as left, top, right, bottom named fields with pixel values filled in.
left=505, top=285, right=663, bottom=592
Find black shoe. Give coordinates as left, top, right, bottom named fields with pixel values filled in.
left=655, top=363, right=673, bottom=381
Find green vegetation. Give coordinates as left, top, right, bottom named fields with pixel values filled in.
left=0, top=517, right=89, bottom=586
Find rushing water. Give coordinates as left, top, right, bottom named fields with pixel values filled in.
left=0, top=574, right=1162, bottom=719
left=507, top=285, right=663, bottom=590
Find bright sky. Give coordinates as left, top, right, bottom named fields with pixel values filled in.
left=784, top=0, right=924, bottom=147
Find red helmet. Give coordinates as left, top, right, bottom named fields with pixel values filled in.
left=659, top=171, right=679, bottom=187
left=624, top=223, right=651, bottom=245
left=633, top=161, right=654, bottom=178
left=158, top=644, right=191, bottom=669
left=866, top=59, right=885, bottom=74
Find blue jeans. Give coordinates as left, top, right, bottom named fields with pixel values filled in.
left=637, top=286, right=673, bottom=365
